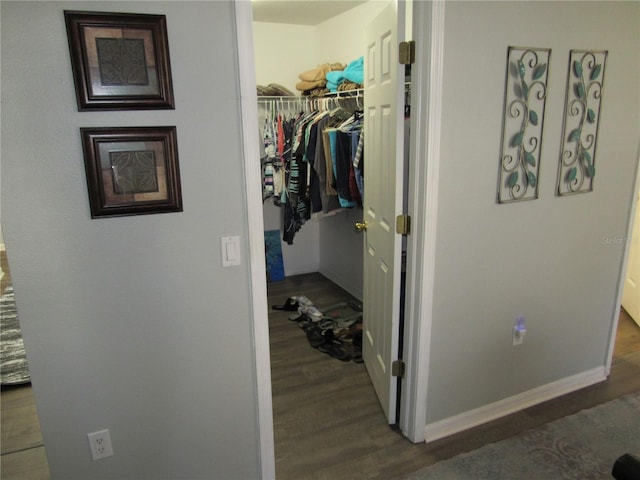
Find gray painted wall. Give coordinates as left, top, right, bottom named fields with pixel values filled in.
left=3, top=1, right=638, bottom=476
left=318, top=210, right=364, bottom=300
left=426, top=1, right=639, bottom=423
left=1, top=2, right=261, bottom=478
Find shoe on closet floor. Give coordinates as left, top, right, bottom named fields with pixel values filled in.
left=318, top=341, right=351, bottom=361
left=299, top=304, right=323, bottom=320
left=272, top=295, right=314, bottom=311
left=272, top=297, right=299, bottom=311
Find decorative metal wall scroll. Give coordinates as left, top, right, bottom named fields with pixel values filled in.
left=556, top=50, right=607, bottom=196
left=497, top=47, right=551, bottom=203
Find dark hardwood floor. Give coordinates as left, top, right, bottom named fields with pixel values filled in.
left=0, top=385, right=49, bottom=480
left=1, top=270, right=638, bottom=479
left=268, top=273, right=640, bottom=480
left=1, top=248, right=12, bottom=293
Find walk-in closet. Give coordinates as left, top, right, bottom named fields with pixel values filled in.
left=252, top=1, right=395, bottom=301
left=251, top=2, right=410, bottom=474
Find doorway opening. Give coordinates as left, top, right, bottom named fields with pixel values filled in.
left=0, top=226, right=50, bottom=478
left=619, top=166, right=639, bottom=328
left=248, top=1, right=413, bottom=471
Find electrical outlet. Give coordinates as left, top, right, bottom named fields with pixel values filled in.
left=513, top=326, right=524, bottom=346
left=87, top=429, right=113, bottom=460
left=513, top=316, right=526, bottom=346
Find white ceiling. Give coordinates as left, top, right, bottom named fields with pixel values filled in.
left=251, top=0, right=368, bottom=26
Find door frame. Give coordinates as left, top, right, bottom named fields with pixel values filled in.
left=606, top=141, right=640, bottom=374
left=233, top=2, right=275, bottom=478
left=234, top=1, right=445, bottom=475
left=398, top=0, right=445, bottom=442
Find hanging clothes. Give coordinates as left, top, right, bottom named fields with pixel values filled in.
left=261, top=113, right=276, bottom=200
left=258, top=92, right=364, bottom=245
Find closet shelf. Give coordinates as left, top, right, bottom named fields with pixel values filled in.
left=257, top=83, right=409, bottom=102
left=257, top=89, right=364, bottom=101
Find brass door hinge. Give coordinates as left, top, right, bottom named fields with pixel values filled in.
left=399, top=41, right=415, bottom=65
left=392, top=360, right=405, bottom=378
left=396, top=215, right=411, bottom=235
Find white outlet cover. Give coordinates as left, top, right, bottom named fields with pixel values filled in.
left=88, top=429, right=114, bottom=460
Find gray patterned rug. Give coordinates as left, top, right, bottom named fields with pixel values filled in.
left=405, top=391, right=640, bottom=480
left=1, top=285, right=31, bottom=385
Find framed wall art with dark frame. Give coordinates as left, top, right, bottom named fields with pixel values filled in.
left=64, top=10, right=175, bottom=111
left=80, top=126, right=182, bottom=218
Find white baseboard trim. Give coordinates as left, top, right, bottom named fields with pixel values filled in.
left=423, top=366, right=607, bottom=443
left=284, top=264, right=321, bottom=278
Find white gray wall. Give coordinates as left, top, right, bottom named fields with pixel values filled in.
left=1, top=2, right=261, bottom=478
left=425, top=1, right=639, bottom=423
left=253, top=21, right=317, bottom=95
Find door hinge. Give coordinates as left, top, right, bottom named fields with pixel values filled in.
left=399, top=41, right=415, bottom=65
left=392, top=360, right=405, bottom=378
left=396, top=215, right=411, bottom=235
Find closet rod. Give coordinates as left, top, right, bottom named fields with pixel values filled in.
left=257, top=83, right=408, bottom=102
left=316, top=83, right=409, bottom=96
left=257, top=95, right=303, bottom=100
left=257, top=90, right=364, bottom=102
left=324, top=88, right=364, bottom=97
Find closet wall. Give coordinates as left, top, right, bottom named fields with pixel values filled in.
left=254, top=22, right=321, bottom=277
left=253, top=1, right=387, bottom=299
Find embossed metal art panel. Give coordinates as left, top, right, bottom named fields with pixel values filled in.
left=497, top=47, right=551, bottom=204
left=556, top=50, right=607, bottom=196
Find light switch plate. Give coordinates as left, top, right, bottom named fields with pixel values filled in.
left=221, top=236, right=241, bottom=267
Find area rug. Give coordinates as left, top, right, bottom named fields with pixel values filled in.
left=1, top=285, right=31, bottom=385
left=404, top=391, right=640, bottom=480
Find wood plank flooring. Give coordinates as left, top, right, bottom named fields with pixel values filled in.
left=1, top=272, right=638, bottom=479
left=1, top=386, right=45, bottom=456
left=267, top=273, right=640, bottom=480
left=0, top=385, right=49, bottom=480
left=1, top=248, right=12, bottom=294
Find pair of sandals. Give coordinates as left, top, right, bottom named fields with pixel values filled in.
left=301, top=323, right=360, bottom=362
left=296, top=314, right=364, bottom=363
left=271, top=296, right=312, bottom=311
left=272, top=296, right=324, bottom=320
left=274, top=296, right=364, bottom=363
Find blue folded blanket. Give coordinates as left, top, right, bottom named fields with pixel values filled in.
left=325, top=57, right=364, bottom=91
left=327, top=81, right=340, bottom=92
left=326, top=71, right=345, bottom=91
left=344, top=56, right=363, bottom=84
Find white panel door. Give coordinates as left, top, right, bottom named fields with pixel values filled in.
left=362, top=1, right=405, bottom=424
left=622, top=189, right=640, bottom=325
